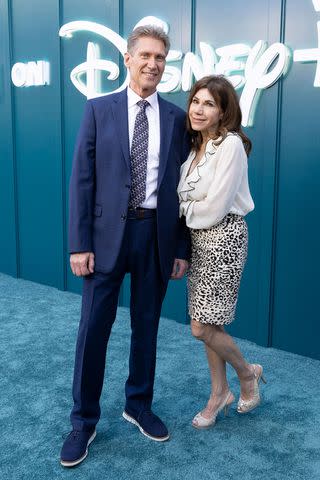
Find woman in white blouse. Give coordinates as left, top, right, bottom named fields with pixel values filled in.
left=178, top=75, right=266, bottom=429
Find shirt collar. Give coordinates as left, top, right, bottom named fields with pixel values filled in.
left=205, top=137, right=222, bottom=154
left=127, top=86, right=158, bottom=110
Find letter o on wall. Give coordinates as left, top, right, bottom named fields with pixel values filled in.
left=11, top=62, right=27, bottom=87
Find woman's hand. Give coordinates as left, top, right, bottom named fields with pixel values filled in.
left=171, top=258, right=189, bottom=279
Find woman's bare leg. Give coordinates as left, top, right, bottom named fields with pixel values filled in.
left=198, top=345, right=235, bottom=418
left=192, top=320, right=255, bottom=400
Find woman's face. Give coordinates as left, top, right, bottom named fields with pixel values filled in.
left=188, top=88, right=223, bottom=136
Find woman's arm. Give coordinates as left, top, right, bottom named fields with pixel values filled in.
left=182, top=136, right=245, bottom=229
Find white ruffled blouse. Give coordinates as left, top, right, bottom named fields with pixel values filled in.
left=177, top=133, right=254, bottom=229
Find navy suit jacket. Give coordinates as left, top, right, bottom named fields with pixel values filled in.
left=69, top=88, right=191, bottom=280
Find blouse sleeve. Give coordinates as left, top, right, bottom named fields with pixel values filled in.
left=184, top=136, right=246, bottom=229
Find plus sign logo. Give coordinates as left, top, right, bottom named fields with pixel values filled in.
left=10, top=1, right=320, bottom=127
left=294, top=0, right=320, bottom=85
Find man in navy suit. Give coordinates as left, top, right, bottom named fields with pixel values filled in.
left=60, top=25, right=190, bottom=467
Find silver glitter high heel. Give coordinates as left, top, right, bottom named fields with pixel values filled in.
left=237, top=364, right=267, bottom=414
left=192, top=391, right=235, bottom=429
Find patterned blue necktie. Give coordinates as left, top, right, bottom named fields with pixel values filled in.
left=129, top=100, right=149, bottom=208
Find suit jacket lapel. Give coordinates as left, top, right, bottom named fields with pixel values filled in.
left=158, top=95, right=174, bottom=188
left=111, top=89, right=130, bottom=170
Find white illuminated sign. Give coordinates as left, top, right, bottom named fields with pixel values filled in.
left=11, top=61, right=50, bottom=87
left=59, top=20, right=129, bottom=96
left=313, top=0, right=320, bottom=11
left=11, top=1, right=320, bottom=127
left=293, top=21, right=320, bottom=86
left=240, top=41, right=290, bottom=126
left=58, top=17, right=292, bottom=127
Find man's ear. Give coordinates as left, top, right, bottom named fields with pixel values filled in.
left=124, top=52, right=130, bottom=67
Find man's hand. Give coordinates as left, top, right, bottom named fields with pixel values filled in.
left=170, top=258, right=189, bottom=280
left=70, top=252, right=95, bottom=277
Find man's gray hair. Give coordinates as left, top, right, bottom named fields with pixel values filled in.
left=127, top=25, right=170, bottom=56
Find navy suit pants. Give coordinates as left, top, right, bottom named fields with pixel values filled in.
left=70, top=213, right=168, bottom=431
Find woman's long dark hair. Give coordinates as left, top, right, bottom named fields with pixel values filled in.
left=186, top=75, right=252, bottom=155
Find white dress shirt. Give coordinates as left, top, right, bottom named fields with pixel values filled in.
left=177, top=133, right=254, bottom=229
left=127, top=87, right=160, bottom=209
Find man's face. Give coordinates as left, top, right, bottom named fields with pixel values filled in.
left=124, top=36, right=167, bottom=98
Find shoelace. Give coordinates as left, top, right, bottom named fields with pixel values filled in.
left=62, top=430, right=81, bottom=440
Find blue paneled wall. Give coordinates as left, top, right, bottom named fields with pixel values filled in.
left=0, top=0, right=319, bottom=359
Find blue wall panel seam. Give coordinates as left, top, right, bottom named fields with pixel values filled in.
left=119, top=0, right=124, bottom=40
left=191, top=0, right=196, bottom=52
left=267, top=0, right=286, bottom=347
left=58, top=0, right=67, bottom=291
left=7, top=0, right=20, bottom=278
left=118, top=0, right=125, bottom=89
left=118, top=0, right=124, bottom=306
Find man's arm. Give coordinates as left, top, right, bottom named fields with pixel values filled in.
left=171, top=123, right=192, bottom=280
left=69, top=101, right=96, bottom=275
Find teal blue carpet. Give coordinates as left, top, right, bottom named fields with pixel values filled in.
left=0, top=273, right=319, bottom=480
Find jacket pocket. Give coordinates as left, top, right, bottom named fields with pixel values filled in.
left=93, top=204, right=102, bottom=217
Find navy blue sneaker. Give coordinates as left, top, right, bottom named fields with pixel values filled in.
left=122, top=410, right=169, bottom=442
left=60, top=429, right=96, bottom=467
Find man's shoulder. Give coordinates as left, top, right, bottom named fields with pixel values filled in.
left=158, top=95, right=186, bottom=118
left=87, top=90, right=125, bottom=109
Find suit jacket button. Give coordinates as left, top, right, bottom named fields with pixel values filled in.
left=125, top=184, right=130, bottom=189
left=121, top=214, right=127, bottom=221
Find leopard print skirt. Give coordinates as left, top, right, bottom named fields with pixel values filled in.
left=187, top=214, right=248, bottom=325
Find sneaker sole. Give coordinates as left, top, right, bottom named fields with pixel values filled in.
left=60, top=430, right=96, bottom=467
left=122, top=411, right=169, bottom=442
